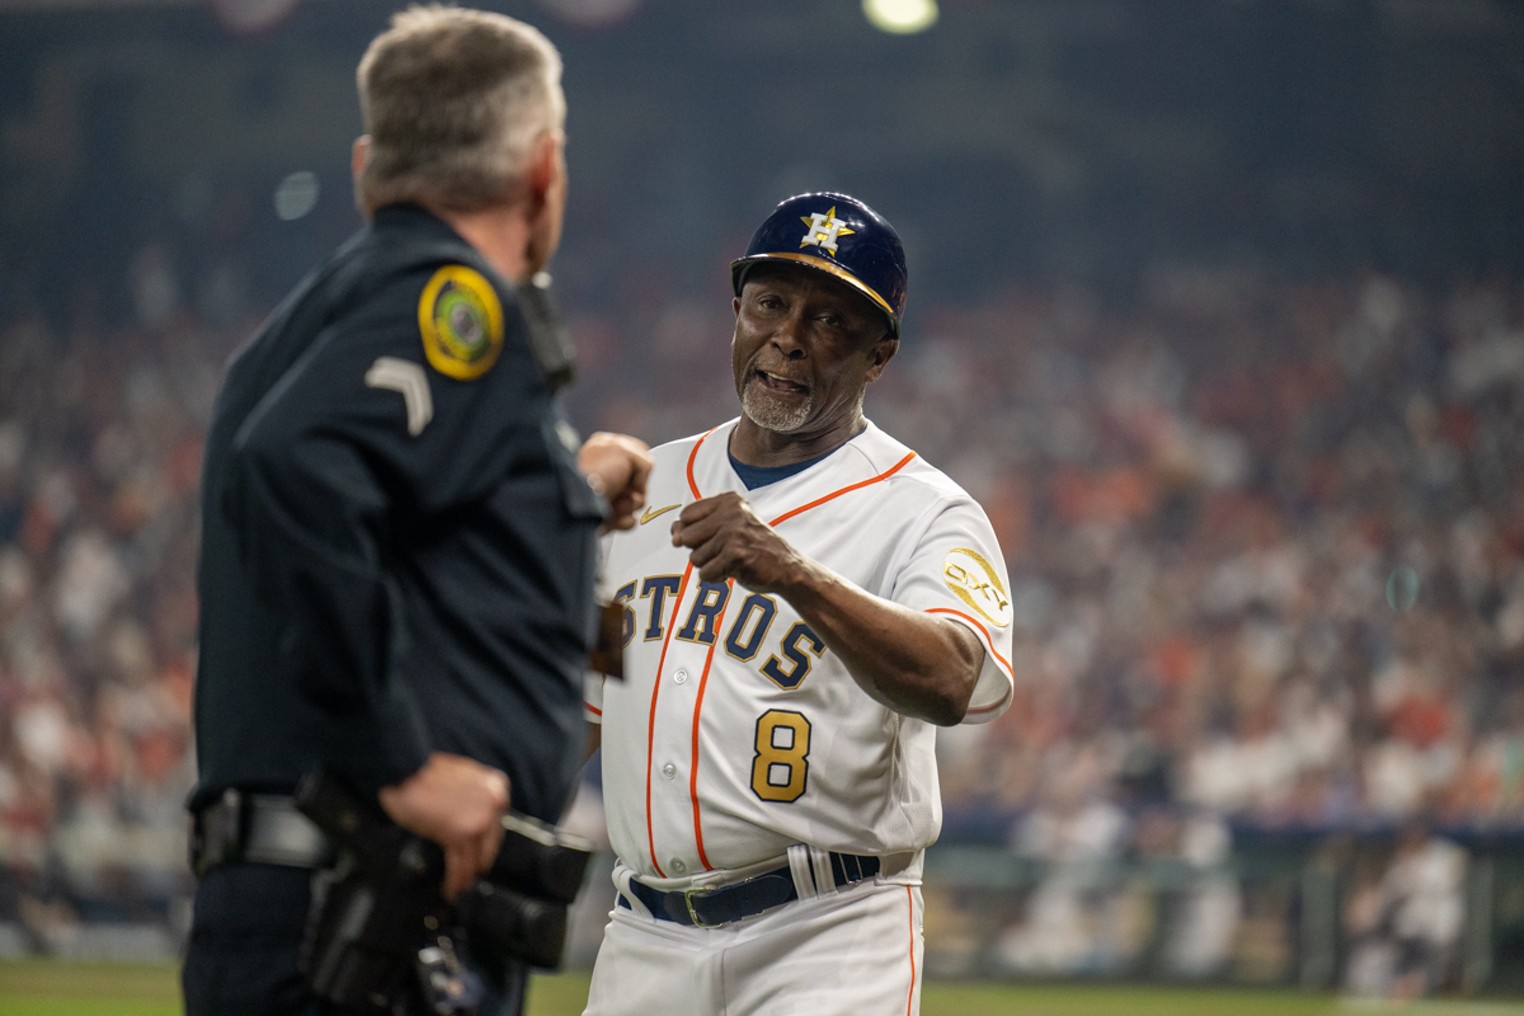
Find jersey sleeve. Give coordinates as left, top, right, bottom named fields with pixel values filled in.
left=891, top=498, right=1015, bottom=724
left=220, top=262, right=577, bottom=793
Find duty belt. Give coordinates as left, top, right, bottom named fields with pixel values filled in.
left=618, top=852, right=881, bottom=928
left=189, top=789, right=334, bottom=876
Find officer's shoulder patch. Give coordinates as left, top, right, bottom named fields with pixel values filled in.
left=942, top=546, right=1012, bottom=628
left=416, top=264, right=504, bottom=381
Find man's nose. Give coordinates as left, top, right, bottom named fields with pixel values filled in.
left=770, top=310, right=808, bottom=357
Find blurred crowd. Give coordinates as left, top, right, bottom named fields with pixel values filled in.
left=1, top=224, right=1521, bottom=989
left=904, top=268, right=1524, bottom=841
left=0, top=305, right=226, bottom=946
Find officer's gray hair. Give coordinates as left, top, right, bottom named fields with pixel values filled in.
left=356, top=5, right=565, bottom=214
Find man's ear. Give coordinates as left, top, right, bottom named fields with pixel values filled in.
left=865, top=336, right=899, bottom=383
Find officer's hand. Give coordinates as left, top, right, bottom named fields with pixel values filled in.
left=579, top=432, right=652, bottom=532
left=379, top=753, right=508, bottom=902
left=671, top=492, right=805, bottom=592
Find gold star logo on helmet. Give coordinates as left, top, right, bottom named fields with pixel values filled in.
left=798, top=207, right=856, bottom=256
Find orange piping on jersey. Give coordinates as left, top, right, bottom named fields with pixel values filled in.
left=583, top=703, right=602, bottom=718
left=903, top=886, right=918, bottom=1016
left=925, top=606, right=1014, bottom=716
left=925, top=606, right=1013, bottom=675
left=768, top=451, right=917, bottom=526
left=685, top=424, right=723, bottom=500
left=676, top=434, right=919, bottom=874
left=687, top=580, right=732, bottom=872
left=966, top=696, right=1010, bottom=718
left=644, top=563, right=695, bottom=879
left=686, top=425, right=914, bottom=525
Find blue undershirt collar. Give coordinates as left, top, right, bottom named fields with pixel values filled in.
left=728, top=448, right=836, bottom=490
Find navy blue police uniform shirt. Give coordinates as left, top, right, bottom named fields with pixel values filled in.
left=191, top=203, right=606, bottom=824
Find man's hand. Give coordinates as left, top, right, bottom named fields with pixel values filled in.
left=671, top=492, right=985, bottom=725
left=670, top=491, right=806, bottom=592
left=378, top=753, right=509, bottom=902
left=578, top=431, right=652, bottom=532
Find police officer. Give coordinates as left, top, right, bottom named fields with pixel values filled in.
left=181, top=8, right=650, bottom=1015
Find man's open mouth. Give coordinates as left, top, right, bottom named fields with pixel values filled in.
left=754, top=369, right=809, bottom=396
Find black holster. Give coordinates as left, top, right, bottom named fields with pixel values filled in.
left=293, top=771, right=594, bottom=1015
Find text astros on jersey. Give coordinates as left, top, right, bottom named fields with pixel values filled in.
left=585, top=417, right=1015, bottom=889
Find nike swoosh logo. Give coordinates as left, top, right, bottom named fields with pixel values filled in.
left=640, top=503, right=681, bottom=526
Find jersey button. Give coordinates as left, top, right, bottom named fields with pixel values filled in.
left=669, top=858, right=688, bottom=874
left=661, top=762, right=677, bottom=779
left=673, top=668, right=689, bottom=684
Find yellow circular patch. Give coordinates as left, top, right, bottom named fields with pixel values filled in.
left=942, top=547, right=1012, bottom=628
left=417, top=265, right=504, bottom=380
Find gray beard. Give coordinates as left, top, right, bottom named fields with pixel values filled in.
left=740, top=378, right=813, bottom=433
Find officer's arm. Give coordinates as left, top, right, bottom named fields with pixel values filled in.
left=222, top=270, right=544, bottom=789
left=224, top=323, right=510, bottom=896
left=224, top=337, right=432, bottom=792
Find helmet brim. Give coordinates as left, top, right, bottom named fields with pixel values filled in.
left=730, top=253, right=901, bottom=337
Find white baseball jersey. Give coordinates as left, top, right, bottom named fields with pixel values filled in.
left=585, top=417, right=1014, bottom=887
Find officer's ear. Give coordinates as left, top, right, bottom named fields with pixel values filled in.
left=526, top=128, right=566, bottom=209
left=524, top=128, right=567, bottom=274
left=352, top=135, right=370, bottom=178
left=351, top=135, right=375, bottom=217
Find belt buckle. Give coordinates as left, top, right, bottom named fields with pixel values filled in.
left=681, top=885, right=720, bottom=929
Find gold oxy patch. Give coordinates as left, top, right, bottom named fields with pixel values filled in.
left=417, top=265, right=504, bottom=380
left=942, top=546, right=1012, bottom=628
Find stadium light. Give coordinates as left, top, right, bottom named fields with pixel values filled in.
left=862, top=0, right=939, bottom=35
left=273, top=171, right=320, bottom=221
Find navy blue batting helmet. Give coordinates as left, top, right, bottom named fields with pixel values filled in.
left=730, top=192, right=908, bottom=337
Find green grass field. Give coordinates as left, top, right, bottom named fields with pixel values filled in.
left=2, top=961, right=1521, bottom=1016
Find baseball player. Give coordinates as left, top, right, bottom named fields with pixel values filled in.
left=581, top=192, right=1015, bottom=1015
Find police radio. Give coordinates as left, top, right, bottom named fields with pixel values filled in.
left=517, top=272, right=576, bottom=393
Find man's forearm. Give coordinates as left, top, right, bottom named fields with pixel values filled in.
left=779, top=563, right=983, bottom=726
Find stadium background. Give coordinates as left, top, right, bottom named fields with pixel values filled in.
left=1, top=0, right=1523, bottom=1007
